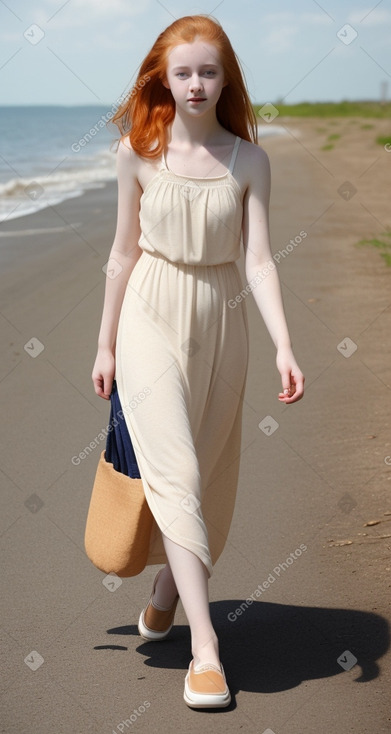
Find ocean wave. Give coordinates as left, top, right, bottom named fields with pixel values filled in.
left=0, top=149, right=116, bottom=223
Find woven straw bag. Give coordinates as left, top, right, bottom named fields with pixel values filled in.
left=84, top=381, right=154, bottom=577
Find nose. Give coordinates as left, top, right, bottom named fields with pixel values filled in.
left=189, top=74, right=203, bottom=94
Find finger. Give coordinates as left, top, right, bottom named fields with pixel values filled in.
left=289, top=373, right=304, bottom=398
left=284, top=391, right=303, bottom=404
left=103, top=376, right=113, bottom=399
left=278, top=391, right=294, bottom=402
left=92, top=375, right=101, bottom=395
left=278, top=375, right=294, bottom=398
left=279, top=371, right=292, bottom=394
left=279, top=378, right=304, bottom=403
left=279, top=372, right=304, bottom=401
left=92, top=375, right=110, bottom=400
left=294, top=374, right=305, bottom=397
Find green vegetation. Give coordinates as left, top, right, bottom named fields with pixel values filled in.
left=376, top=135, right=391, bottom=146
left=356, top=231, right=391, bottom=266
left=254, top=101, right=391, bottom=118
left=327, top=133, right=341, bottom=141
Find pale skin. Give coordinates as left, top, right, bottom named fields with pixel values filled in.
left=92, top=40, right=304, bottom=670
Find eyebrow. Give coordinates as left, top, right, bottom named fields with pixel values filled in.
left=171, top=64, right=219, bottom=70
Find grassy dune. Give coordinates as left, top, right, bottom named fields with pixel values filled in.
left=253, top=101, right=391, bottom=118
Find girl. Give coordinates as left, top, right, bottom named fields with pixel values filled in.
left=92, top=15, right=304, bottom=709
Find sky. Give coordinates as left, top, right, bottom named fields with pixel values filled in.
left=0, top=0, right=390, bottom=106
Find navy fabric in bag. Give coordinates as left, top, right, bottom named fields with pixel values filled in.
left=105, top=380, right=141, bottom=479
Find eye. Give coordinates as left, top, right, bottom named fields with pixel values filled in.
left=176, top=72, right=188, bottom=78
left=203, top=70, right=216, bottom=76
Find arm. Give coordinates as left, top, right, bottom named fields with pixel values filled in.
left=242, top=144, right=304, bottom=404
left=92, top=139, right=144, bottom=399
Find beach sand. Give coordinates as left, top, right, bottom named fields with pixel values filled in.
left=1, top=118, right=390, bottom=732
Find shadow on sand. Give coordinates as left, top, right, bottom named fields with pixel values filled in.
left=97, top=599, right=389, bottom=707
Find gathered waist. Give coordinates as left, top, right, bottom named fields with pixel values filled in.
left=140, top=249, right=238, bottom=269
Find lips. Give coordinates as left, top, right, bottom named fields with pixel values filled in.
left=188, top=98, right=206, bottom=102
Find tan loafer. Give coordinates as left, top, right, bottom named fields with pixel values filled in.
left=184, top=659, right=231, bottom=708
left=138, top=569, right=179, bottom=641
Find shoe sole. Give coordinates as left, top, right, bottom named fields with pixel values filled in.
left=183, top=676, right=231, bottom=709
left=137, top=609, right=174, bottom=641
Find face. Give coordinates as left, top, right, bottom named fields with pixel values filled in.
left=162, top=40, right=227, bottom=116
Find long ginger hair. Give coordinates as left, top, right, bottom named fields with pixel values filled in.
left=112, top=15, right=258, bottom=158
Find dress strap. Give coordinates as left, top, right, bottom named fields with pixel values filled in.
left=161, top=148, right=168, bottom=171
left=228, top=136, right=241, bottom=175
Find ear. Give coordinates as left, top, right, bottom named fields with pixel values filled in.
left=161, top=76, right=170, bottom=89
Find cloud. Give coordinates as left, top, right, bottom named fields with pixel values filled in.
left=36, top=0, right=152, bottom=29
left=258, top=10, right=333, bottom=53
left=262, top=26, right=299, bottom=54
left=348, top=8, right=391, bottom=26
left=262, top=11, right=332, bottom=26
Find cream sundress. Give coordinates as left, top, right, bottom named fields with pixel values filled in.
left=115, top=135, right=249, bottom=578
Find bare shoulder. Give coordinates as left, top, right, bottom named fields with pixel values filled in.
left=238, top=139, right=271, bottom=198
left=117, top=137, right=160, bottom=191
left=117, top=137, right=139, bottom=172
left=239, top=139, right=270, bottom=175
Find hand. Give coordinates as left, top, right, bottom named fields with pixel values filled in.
left=276, top=346, right=305, bottom=404
left=92, top=348, right=115, bottom=400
